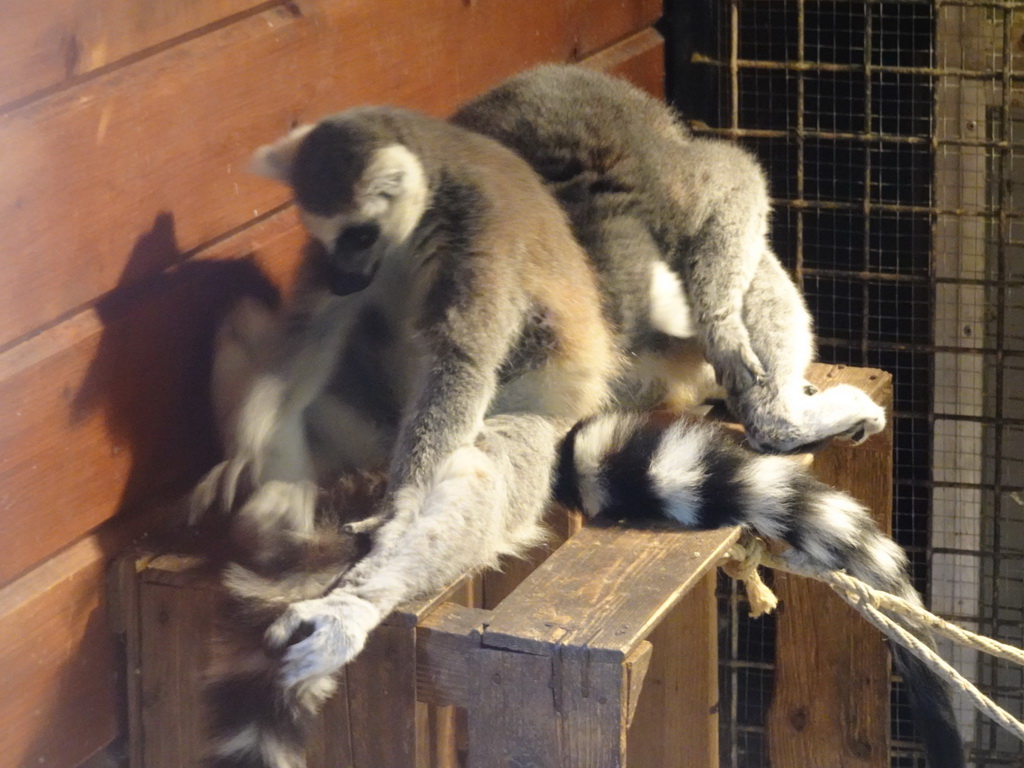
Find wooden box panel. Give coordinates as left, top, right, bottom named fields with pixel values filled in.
left=0, top=0, right=271, bottom=110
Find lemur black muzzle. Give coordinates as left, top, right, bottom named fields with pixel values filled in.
left=326, top=222, right=382, bottom=295
left=326, top=262, right=380, bottom=296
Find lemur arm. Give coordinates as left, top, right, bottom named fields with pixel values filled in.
left=348, top=257, right=525, bottom=532
left=234, top=296, right=350, bottom=458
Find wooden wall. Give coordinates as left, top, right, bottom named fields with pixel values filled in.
left=0, top=2, right=663, bottom=767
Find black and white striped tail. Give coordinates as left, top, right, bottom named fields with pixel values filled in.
left=203, top=613, right=332, bottom=768
left=555, top=410, right=966, bottom=768
left=200, top=475, right=381, bottom=768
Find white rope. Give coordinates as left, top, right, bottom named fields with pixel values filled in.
left=721, top=536, right=1024, bottom=743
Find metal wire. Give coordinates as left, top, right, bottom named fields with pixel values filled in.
left=677, top=1, right=1024, bottom=765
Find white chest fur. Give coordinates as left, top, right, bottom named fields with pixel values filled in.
left=648, top=260, right=694, bottom=338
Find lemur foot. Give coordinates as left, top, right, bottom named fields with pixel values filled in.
left=811, top=384, right=886, bottom=446
left=265, top=593, right=381, bottom=689
left=737, top=382, right=886, bottom=454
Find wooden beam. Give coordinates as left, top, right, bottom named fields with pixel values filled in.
left=466, top=648, right=561, bottom=768
left=0, top=0, right=273, bottom=111
left=767, top=364, right=894, bottom=768
left=482, top=525, right=739, bottom=661
left=628, top=573, right=720, bottom=768
left=416, top=602, right=490, bottom=708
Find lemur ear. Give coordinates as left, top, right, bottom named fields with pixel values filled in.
left=249, top=124, right=315, bottom=183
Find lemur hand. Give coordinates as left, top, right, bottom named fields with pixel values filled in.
left=265, top=593, right=382, bottom=689
left=189, top=455, right=258, bottom=525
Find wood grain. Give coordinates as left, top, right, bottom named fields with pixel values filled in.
left=0, top=504, right=166, bottom=768
left=481, top=506, right=583, bottom=609
left=0, top=0, right=592, bottom=349
left=416, top=603, right=490, bottom=707
left=138, top=579, right=218, bottom=768
left=306, top=675, right=355, bottom=768
left=345, top=624, right=419, bottom=767
left=0, top=542, right=116, bottom=768
left=628, top=573, right=720, bottom=768
left=0, top=0, right=659, bottom=117
left=767, top=365, right=894, bottom=768
left=556, top=649, right=629, bottom=768
left=623, top=640, right=654, bottom=730
left=482, top=525, right=739, bottom=662
left=583, top=27, right=666, bottom=98
left=466, top=649, right=560, bottom=768
left=0, top=0, right=275, bottom=111
left=572, top=0, right=663, bottom=58
left=0, top=209, right=302, bottom=586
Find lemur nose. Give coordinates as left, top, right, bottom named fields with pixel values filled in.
left=329, top=269, right=376, bottom=295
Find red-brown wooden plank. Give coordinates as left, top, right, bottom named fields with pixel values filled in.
left=0, top=0, right=275, bottom=112
left=0, top=0, right=589, bottom=349
left=583, top=27, right=666, bottom=99
left=0, top=209, right=302, bottom=586
left=767, top=366, right=894, bottom=768
left=572, top=0, right=663, bottom=58
left=0, top=533, right=122, bottom=768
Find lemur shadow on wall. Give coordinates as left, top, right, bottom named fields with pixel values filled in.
left=72, top=211, right=280, bottom=524
left=21, top=213, right=281, bottom=766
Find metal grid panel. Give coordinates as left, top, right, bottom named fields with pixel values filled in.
left=678, top=1, right=1024, bottom=765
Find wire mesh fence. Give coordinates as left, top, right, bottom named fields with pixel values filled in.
left=670, top=1, right=1024, bottom=765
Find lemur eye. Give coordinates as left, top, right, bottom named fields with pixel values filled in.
left=336, top=223, right=380, bottom=252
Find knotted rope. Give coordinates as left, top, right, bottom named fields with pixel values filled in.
left=721, top=535, right=1024, bottom=743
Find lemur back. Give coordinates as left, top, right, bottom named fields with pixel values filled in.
left=192, top=70, right=965, bottom=768
left=453, top=65, right=887, bottom=452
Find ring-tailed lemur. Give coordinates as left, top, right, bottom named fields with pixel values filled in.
left=192, top=67, right=964, bottom=768
left=453, top=64, right=887, bottom=454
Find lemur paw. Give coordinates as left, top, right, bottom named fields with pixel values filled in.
left=821, top=386, right=886, bottom=445
left=266, top=594, right=382, bottom=689
left=739, top=382, right=887, bottom=454
left=188, top=457, right=256, bottom=524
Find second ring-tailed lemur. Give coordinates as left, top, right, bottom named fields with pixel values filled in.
left=192, top=66, right=963, bottom=768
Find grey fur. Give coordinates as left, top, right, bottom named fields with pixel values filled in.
left=452, top=64, right=886, bottom=452
left=191, top=68, right=960, bottom=768
left=194, top=104, right=616, bottom=691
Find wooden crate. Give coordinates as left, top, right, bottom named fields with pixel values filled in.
left=112, top=365, right=894, bottom=768
left=113, top=523, right=736, bottom=768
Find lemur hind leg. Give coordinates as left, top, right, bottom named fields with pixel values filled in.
left=674, top=140, right=884, bottom=453
left=732, top=254, right=886, bottom=453
left=673, top=139, right=769, bottom=396
left=263, top=413, right=561, bottom=689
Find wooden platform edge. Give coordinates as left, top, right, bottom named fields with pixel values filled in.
left=480, top=524, right=740, bottom=662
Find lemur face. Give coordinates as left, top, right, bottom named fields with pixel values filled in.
left=251, top=118, right=428, bottom=295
